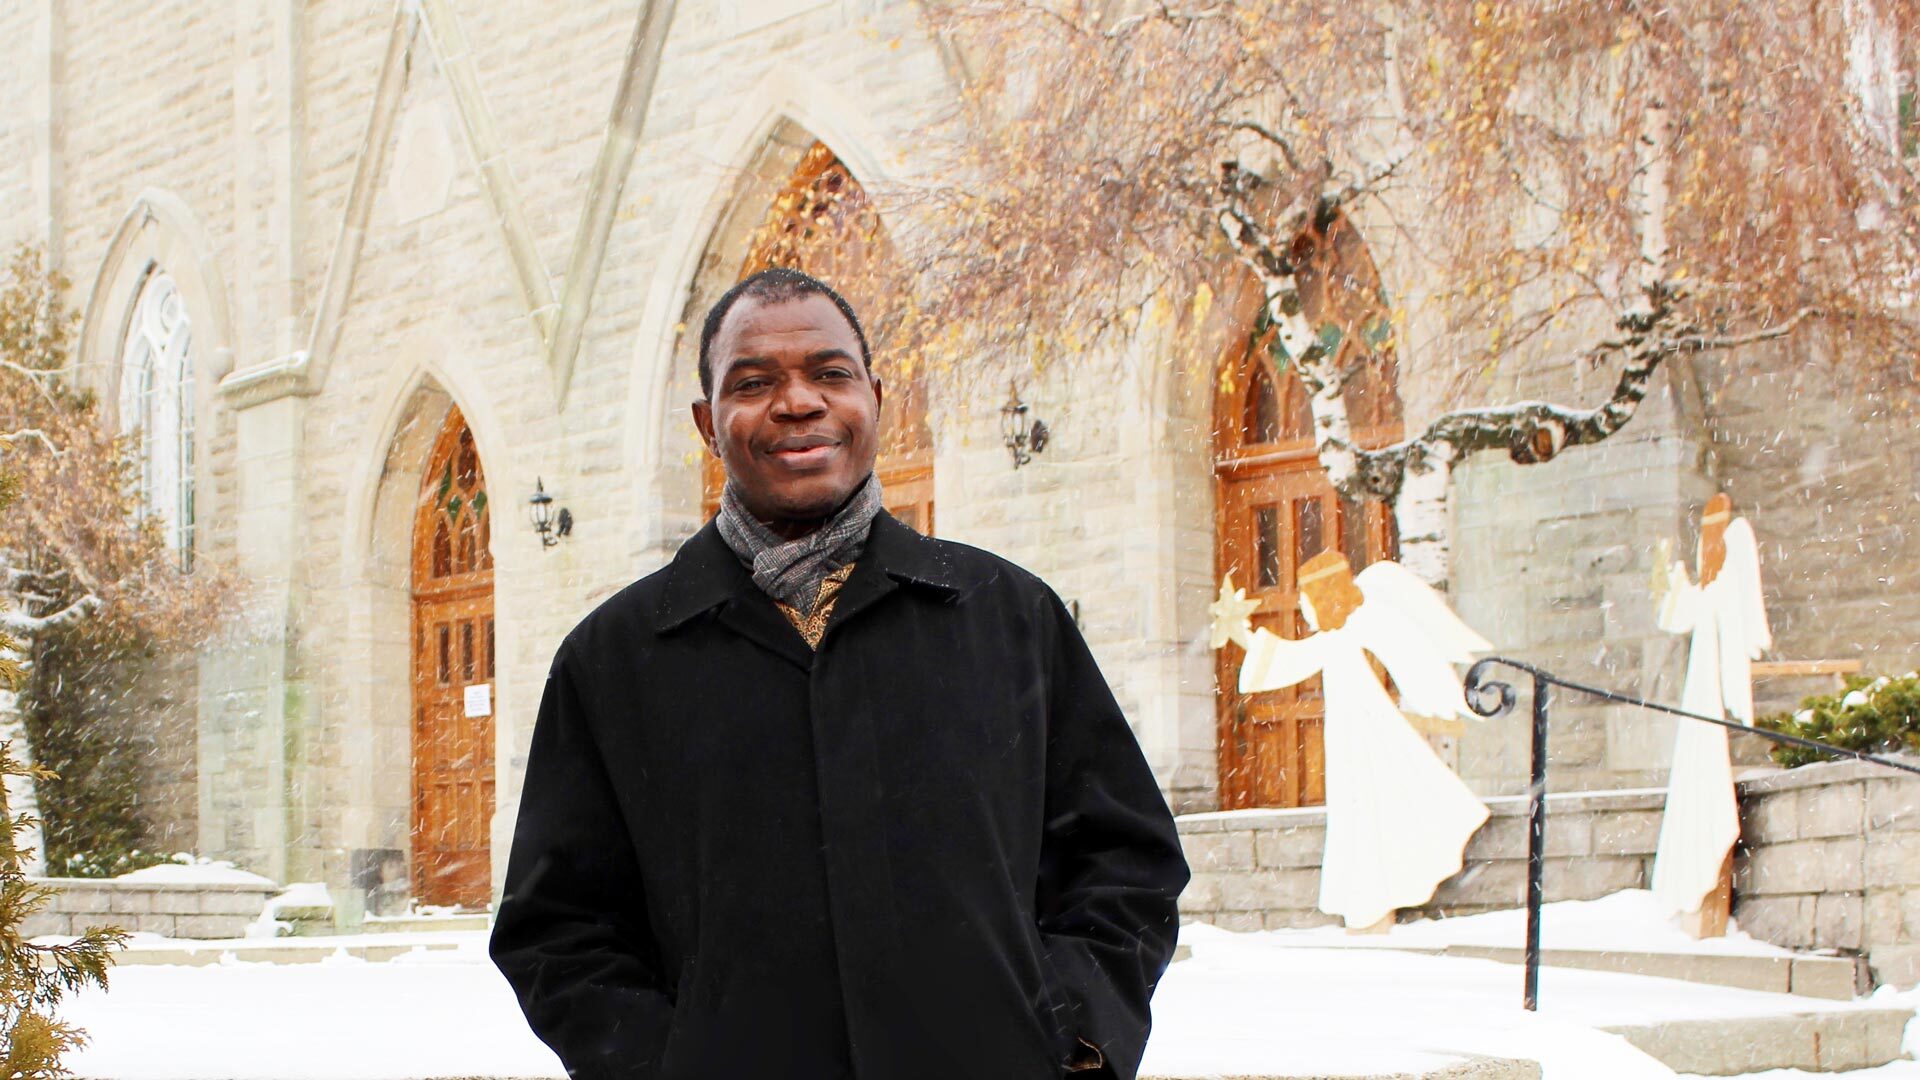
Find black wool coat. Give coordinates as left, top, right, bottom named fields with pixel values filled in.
left=490, top=512, right=1191, bottom=1080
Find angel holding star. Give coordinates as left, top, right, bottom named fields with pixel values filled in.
left=1649, top=493, right=1772, bottom=935
left=1211, top=552, right=1493, bottom=929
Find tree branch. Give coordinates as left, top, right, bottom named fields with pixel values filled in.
left=0, top=594, right=101, bottom=636
left=1221, top=119, right=1308, bottom=174
left=1351, top=298, right=1821, bottom=501
left=0, top=428, right=61, bottom=458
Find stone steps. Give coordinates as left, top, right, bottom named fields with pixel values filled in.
left=1432, top=944, right=1863, bottom=1000
left=1604, top=1006, right=1913, bottom=1075
left=1275, top=942, right=1863, bottom=1000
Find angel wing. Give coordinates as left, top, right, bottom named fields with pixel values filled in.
left=1239, top=627, right=1330, bottom=695
left=1715, top=517, right=1772, bottom=723
left=1347, top=561, right=1493, bottom=720
left=1722, top=518, right=1772, bottom=656
left=1353, top=561, right=1491, bottom=660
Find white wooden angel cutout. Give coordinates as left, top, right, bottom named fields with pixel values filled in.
left=1651, top=492, right=1771, bottom=936
left=1216, top=551, right=1493, bottom=930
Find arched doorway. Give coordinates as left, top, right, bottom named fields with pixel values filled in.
left=409, top=405, right=495, bottom=907
left=702, top=141, right=935, bottom=533
left=1213, top=216, right=1404, bottom=809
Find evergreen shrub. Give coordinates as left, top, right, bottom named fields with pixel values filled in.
left=1757, top=672, right=1920, bottom=768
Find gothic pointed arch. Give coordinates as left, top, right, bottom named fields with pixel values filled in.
left=80, top=188, right=236, bottom=418
left=675, top=126, right=935, bottom=535
left=1211, top=212, right=1404, bottom=810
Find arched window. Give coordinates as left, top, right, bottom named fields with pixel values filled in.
left=703, top=141, right=936, bottom=533
left=118, top=270, right=196, bottom=571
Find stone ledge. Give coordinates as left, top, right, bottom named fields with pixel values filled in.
left=30, top=876, right=278, bottom=893
left=1603, top=1007, right=1912, bottom=1076
left=1737, top=757, right=1919, bottom=796
left=1143, top=1060, right=1541, bottom=1080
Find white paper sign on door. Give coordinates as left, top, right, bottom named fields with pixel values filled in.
left=463, top=683, right=492, bottom=718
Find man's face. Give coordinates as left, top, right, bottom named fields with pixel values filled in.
left=693, top=292, right=884, bottom=531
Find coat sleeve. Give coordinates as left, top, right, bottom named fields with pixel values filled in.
left=1033, top=591, right=1192, bottom=1080
left=490, top=646, right=676, bottom=1080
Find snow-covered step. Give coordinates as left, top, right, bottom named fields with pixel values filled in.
left=110, top=940, right=464, bottom=966
left=1423, top=944, right=1862, bottom=1000
left=1143, top=1060, right=1541, bottom=1080
left=359, top=911, right=491, bottom=934
left=1604, top=1006, right=1913, bottom=1076
left=1240, top=892, right=1866, bottom=999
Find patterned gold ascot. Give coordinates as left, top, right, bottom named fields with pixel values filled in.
left=775, top=563, right=856, bottom=649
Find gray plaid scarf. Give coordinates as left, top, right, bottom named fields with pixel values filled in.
left=715, top=473, right=883, bottom=614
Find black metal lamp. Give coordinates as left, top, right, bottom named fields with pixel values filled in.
left=529, top=477, right=573, bottom=548
left=1000, top=383, right=1049, bottom=469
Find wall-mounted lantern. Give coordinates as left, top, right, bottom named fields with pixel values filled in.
left=1000, top=383, right=1049, bottom=469
left=529, top=477, right=573, bottom=548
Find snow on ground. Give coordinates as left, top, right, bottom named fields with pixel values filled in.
left=53, top=884, right=1920, bottom=1079
left=1263, top=889, right=1797, bottom=958
left=59, top=936, right=565, bottom=1080
left=60, top=918, right=1899, bottom=1080
left=58, top=889, right=1920, bottom=1080
left=1147, top=923, right=1675, bottom=1078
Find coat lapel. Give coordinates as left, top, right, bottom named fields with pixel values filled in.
left=819, top=512, right=969, bottom=647
left=654, top=521, right=813, bottom=671
left=656, top=513, right=974, bottom=667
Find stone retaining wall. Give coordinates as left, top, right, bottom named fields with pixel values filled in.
left=21, top=877, right=275, bottom=940
left=1731, top=758, right=1920, bottom=986
left=1177, top=758, right=1920, bottom=987
left=1178, top=789, right=1665, bottom=931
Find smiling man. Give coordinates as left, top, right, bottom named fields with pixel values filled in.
left=490, top=267, right=1190, bottom=1080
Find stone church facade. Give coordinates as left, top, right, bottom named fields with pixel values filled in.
left=2, top=1, right=1912, bottom=918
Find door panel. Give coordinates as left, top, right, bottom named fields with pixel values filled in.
left=1215, top=457, right=1395, bottom=809
left=410, top=410, right=495, bottom=909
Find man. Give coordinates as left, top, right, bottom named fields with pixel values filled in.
left=490, top=267, right=1190, bottom=1080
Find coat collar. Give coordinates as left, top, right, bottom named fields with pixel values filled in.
left=653, top=510, right=972, bottom=637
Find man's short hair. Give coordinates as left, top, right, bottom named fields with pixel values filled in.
left=699, top=267, right=873, bottom=398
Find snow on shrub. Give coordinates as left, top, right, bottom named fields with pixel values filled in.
left=1757, top=671, right=1920, bottom=768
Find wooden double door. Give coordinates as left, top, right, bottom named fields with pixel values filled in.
left=1214, top=464, right=1395, bottom=809
left=409, top=409, right=495, bottom=908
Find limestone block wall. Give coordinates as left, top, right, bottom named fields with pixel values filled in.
left=20, top=877, right=274, bottom=941
left=1693, top=340, right=1920, bottom=711
left=931, top=345, right=1220, bottom=812
left=1450, top=368, right=1718, bottom=799
left=1732, top=758, right=1920, bottom=985
left=1176, top=789, right=1665, bottom=932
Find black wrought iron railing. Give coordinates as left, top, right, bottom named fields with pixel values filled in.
left=1460, top=656, right=1920, bottom=1011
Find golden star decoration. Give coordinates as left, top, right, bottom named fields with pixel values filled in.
left=1208, top=574, right=1259, bottom=650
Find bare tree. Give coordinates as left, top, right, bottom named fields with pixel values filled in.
left=888, top=0, right=1920, bottom=582
left=0, top=247, right=233, bottom=873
